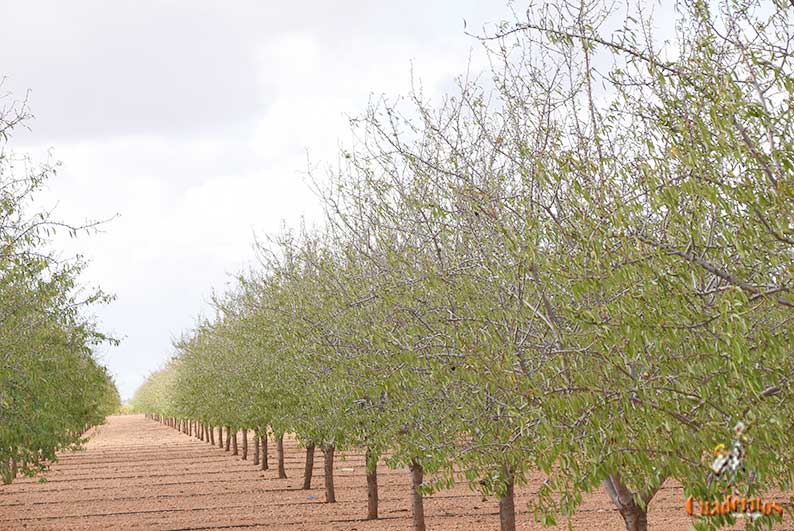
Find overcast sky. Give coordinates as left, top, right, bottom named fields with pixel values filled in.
left=1, top=1, right=514, bottom=400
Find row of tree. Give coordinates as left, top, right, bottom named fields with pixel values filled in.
left=131, top=1, right=793, bottom=530
left=0, top=92, right=121, bottom=484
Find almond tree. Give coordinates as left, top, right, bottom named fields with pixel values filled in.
left=0, top=93, right=120, bottom=485
left=473, top=1, right=794, bottom=530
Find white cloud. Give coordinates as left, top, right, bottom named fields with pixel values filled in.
left=5, top=1, right=511, bottom=400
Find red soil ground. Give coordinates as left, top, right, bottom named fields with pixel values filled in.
left=0, top=415, right=788, bottom=530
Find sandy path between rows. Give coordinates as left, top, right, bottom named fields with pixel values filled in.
left=0, top=414, right=783, bottom=530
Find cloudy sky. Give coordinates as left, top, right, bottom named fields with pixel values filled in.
left=1, top=1, right=514, bottom=400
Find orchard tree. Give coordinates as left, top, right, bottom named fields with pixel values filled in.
left=0, top=91, right=120, bottom=485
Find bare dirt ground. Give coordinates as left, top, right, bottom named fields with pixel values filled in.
left=0, top=415, right=787, bottom=531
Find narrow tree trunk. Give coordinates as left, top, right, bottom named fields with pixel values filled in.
left=1, top=459, right=12, bottom=485
left=231, top=429, right=238, bottom=455
left=366, top=447, right=378, bottom=520
left=302, top=444, right=315, bottom=489
left=603, top=474, right=651, bottom=531
left=262, top=433, right=269, bottom=470
left=218, top=426, right=224, bottom=448
left=276, top=434, right=286, bottom=478
left=225, top=427, right=231, bottom=452
left=409, top=459, right=426, bottom=531
left=253, top=430, right=260, bottom=465
left=209, top=425, right=215, bottom=445
left=323, top=445, right=336, bottom=503
left=499, top=471, right=516, bottom=531
left=241, top=429, right=248, bottom=460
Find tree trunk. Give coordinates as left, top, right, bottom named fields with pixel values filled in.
left=241, top=429, right=248, bottom=460
left=366, top=447, right=378, bottom=520
left=209, top=425, right=215, bottom=445
left=218, top=426, right=224, bottom=448
left=276, top=434, right=286, bottom=478
left=262, top=433, right=269, bottom=470
left=323, top=445, right=336, bottom=503
left=225, top=427, right=231, bottom=452
left=409, top=459, right=426, bottom=531
left=499, top=471, right=516, bottom=531
left=303, top=444, right=316, bottom=489
left=232, top=430, right=238, bottom=455
left=603, top=474, right=651, bottom=531
left=1, top=459, right=12, bottom=485
left=253, top=430, right=260, bottom=465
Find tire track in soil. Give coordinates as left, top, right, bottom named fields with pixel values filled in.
left=0, top=414, right=721, bottom=530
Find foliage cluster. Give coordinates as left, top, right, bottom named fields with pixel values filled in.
left=0, top=93, right=120, bottom=485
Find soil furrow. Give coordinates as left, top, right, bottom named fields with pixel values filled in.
left=0, top=414, right=713, bottom=530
